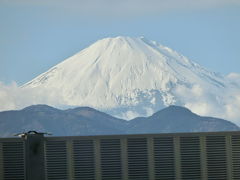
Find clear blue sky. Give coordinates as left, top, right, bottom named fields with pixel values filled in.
left=0, top=0, right=240, bottom=85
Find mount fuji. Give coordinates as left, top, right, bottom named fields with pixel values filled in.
left=22, top=36, right=237, bottom=120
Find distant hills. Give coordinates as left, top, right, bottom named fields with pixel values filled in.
left=0, top=105, right=238, bottom=137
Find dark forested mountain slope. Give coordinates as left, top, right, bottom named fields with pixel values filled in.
left=0, top=105, right=238, bottom=137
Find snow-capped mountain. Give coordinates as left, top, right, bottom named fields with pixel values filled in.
left=23, top=36, right=234, bottom=120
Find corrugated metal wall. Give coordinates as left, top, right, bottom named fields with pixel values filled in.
left=0, top=138, right=25, bottom=180
left=1, top=131, right=240, bottom=180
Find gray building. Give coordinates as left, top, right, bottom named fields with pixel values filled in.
left=0, top=131, right=240, bottom=180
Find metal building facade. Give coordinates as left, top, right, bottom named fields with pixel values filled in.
left=0, top=131, right=240, bottom=180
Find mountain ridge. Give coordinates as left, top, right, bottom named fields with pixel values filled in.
left=0, top=104, right=238, bottom=137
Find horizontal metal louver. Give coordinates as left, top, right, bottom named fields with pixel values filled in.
left=232, top=135, right=240, bottom=180
left=206, top=136, right=227, bottom=180
left=45, top=140, right=67, bottom=180
left=180, top=136, right=201, bottom=180
left=2, top=141, right=25, bottom=180
left=154, top=137, right=175, bottom=180
left=100, top=139, right=121, bottom=180
left=127, top=138, right=148, bottom=180
left=73, top=139, right=95, bottom=180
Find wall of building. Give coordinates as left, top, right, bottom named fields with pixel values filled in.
left=0, top=131, right=240, bottom=180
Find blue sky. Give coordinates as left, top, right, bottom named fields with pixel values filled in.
left=0, top=0, right=240, bottom=85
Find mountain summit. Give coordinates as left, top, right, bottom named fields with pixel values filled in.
left=23, top=36, right=229, bottom=119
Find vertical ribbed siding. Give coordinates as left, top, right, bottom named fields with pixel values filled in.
left=180, top=136, right=201, bottom=180
left=127, top=138, right=148, bottom=180
left=0, top=142, right=3, bottom=180
left=154, top=137, right=175, bottom=180
left=1, top=132, right=240, bottom=180
left=45, top=141, right=67, bottom=180
left=232, top=135, right=240, bottom=179
left=206, top=136, right=227, bottom=180
left=100, top=139, right=121, bottom=180
left=2, top=141, right=25, bottom=180
left=73, top=139, right=95, bottom=180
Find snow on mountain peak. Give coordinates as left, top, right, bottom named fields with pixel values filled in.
left=22, top=36, right=234, bottom=120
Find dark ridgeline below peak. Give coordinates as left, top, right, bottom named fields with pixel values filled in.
left=22, top=104, right=60, bottom=112
left=66, top=106, right=106, bottom=116
left=65, top=106, right=125, bottom=122
left=130, top=105, right=194, bottom=121
left=152, top=105, right=193, bottom=117
left=0, top=104, right=239, bottom=137
left=165, top=105, right=192, bottom=112
left=128, top=105, right=239, bottom=134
